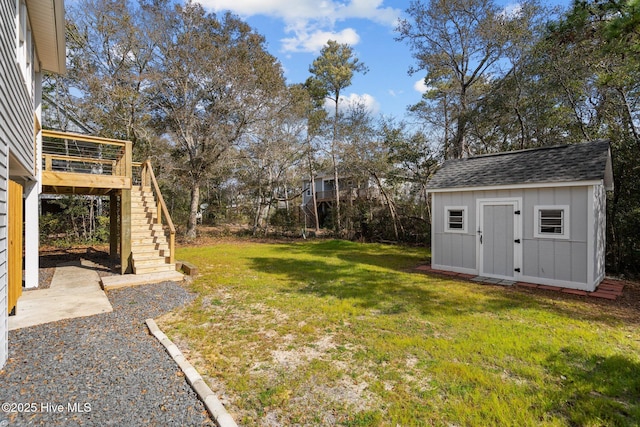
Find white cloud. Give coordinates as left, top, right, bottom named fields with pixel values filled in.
left=413, top=78, right=430, bottom=94
left=282, top=27, right=360, bottom=53
left=324, top=93, right=380, bottom=115
left=199, top=0, right=401, bottom=53
left=499, top=3, right=523, bottom=19
left=200, top=0, right=399, bottom=25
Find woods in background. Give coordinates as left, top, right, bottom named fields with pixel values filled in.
left=43, top=0, right=639, bottom=276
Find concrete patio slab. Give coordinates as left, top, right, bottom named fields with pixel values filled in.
left=9, top=261, right=113, bottom=330
left=101, top=270, right=184, bottom=290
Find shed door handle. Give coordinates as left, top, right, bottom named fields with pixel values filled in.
left=480, top=235, right=483, bottom=245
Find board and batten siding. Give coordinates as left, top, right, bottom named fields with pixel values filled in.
left=431, top=191, right=477, bottom=274
left=520, top=186, right=589, bottom=286
left=432, top=186, right=599, bottom=290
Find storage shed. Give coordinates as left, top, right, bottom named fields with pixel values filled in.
left=426, top=140, right=614, bottom=292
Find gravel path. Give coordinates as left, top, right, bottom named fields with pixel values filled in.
left=0, top=282, right=215, bottom=426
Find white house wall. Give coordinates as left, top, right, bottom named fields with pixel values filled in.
left=432, top=186, right=597, bottom=290
left=1, top=0, right=43, bottom=367
left=2, top=4, right=34, bottom=176
left=0, top=0, right=17, bottom=368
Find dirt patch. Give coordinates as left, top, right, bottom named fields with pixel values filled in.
left=177, top=225, right=336, bottom=248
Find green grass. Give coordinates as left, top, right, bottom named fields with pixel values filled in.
left=158, top=239, right=640, bottom=426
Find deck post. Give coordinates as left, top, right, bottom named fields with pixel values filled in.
left=109, top=192, right=118, bottom=260
left=120, top=141, right=133, bottom=274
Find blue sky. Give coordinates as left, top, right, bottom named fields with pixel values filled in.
left=198, top=0, right=573, bottom=120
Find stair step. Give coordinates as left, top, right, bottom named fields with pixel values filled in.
left=132, top=199, right=156, bottom=206
left=131, top=228, right=165, bottom=235
left=131, top=208, right=155, bottom=214
left=133, top=256, right=171, bottom=267
left=131, top=204, right=154, bottom=212
left=132, top=242, right=169, bottom=250
left=133, top=263, right=176, bottom=275
left=131, top=219, right=162, bottom=230
left=132, top=250, right=171, bottom=259
left=131, top=214, right=157, bottom=221
left=132, top=237, right=169, bottom=246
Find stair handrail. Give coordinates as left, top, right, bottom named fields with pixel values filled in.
left=142, top=160, right=176, bottom=265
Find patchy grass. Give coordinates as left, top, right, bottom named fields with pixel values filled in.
left=158, top=239, right=640, bottom=426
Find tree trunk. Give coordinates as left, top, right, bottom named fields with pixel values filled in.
left=372, top=172, right=401, bottom=241
left=186, top=181, right=200, bottom=239
left=263, top=197, right=272, bottom=236
left=252, top=194, right=262, bottom=236
left=332, top=96, right=341, bottom=233
left=307, top=147, right=320, bottom=232
left=332, top=154, right=341, bottom=233
left=452, top=89, right=467, bottom=159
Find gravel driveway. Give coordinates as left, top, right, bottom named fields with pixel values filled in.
left=0, top=282, right=214, bottom=426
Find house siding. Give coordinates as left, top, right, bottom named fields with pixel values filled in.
left=0, top=135, right=6, bottom=367
left=0, top=0, right=13, bottom=367
left=0, top=0, right=37, bottom=367
left=432, top=186, right=595, bottom=290
left=1, top=1, right=34, bottom=176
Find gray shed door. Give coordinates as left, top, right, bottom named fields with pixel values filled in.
left=480, top=204, right=515, bottom=278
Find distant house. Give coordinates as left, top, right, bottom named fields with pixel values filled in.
left=1, top=0, right=66, bottom=367
left=301, top=172, right=379, bottom=228
left=426, top=140, right=613, bottom=291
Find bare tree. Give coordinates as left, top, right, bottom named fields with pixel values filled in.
left=150, top=2, right=285, bottom=238
left=397, top=0, right=531, bottom=158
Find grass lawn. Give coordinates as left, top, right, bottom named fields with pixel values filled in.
left=157, top=239, right=640, bottom=426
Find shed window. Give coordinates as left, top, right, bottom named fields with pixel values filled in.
left=445, top=206, right=467, bottom=233
left=534, top=205, right=570, bottom=239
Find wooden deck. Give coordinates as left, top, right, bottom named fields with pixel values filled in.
left=41, top=130, right=175, bottom=275
left=41, top=129, right=132, bottom=196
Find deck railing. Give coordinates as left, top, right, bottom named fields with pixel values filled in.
left=313, top=188, right=377, bottom=202
left=133, top=160, right=176, bottom=264
left=41, top=129, right=131, bottom=177
left=41, top=130, right=175, bottom=271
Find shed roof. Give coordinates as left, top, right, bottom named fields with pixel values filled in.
left=426, top=140, right=613, bottom=191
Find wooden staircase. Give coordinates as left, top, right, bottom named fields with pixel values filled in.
left=130, top=185, right=175, bottom=274
left=41, top=131, right=177, bottom=277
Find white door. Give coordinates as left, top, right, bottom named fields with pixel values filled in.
left=478, top=199, right=521, bottom=280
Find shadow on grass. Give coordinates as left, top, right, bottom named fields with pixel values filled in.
left=248, top=254, right=529, bottom=318
left=274, top=239, right=429, bottom=272
left=248, top=245, right=635, bottom=324
left=545, top=348, right=640, bottom=425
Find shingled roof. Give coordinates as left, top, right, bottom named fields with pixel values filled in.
left=427, top=140, right=613, bottom=191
